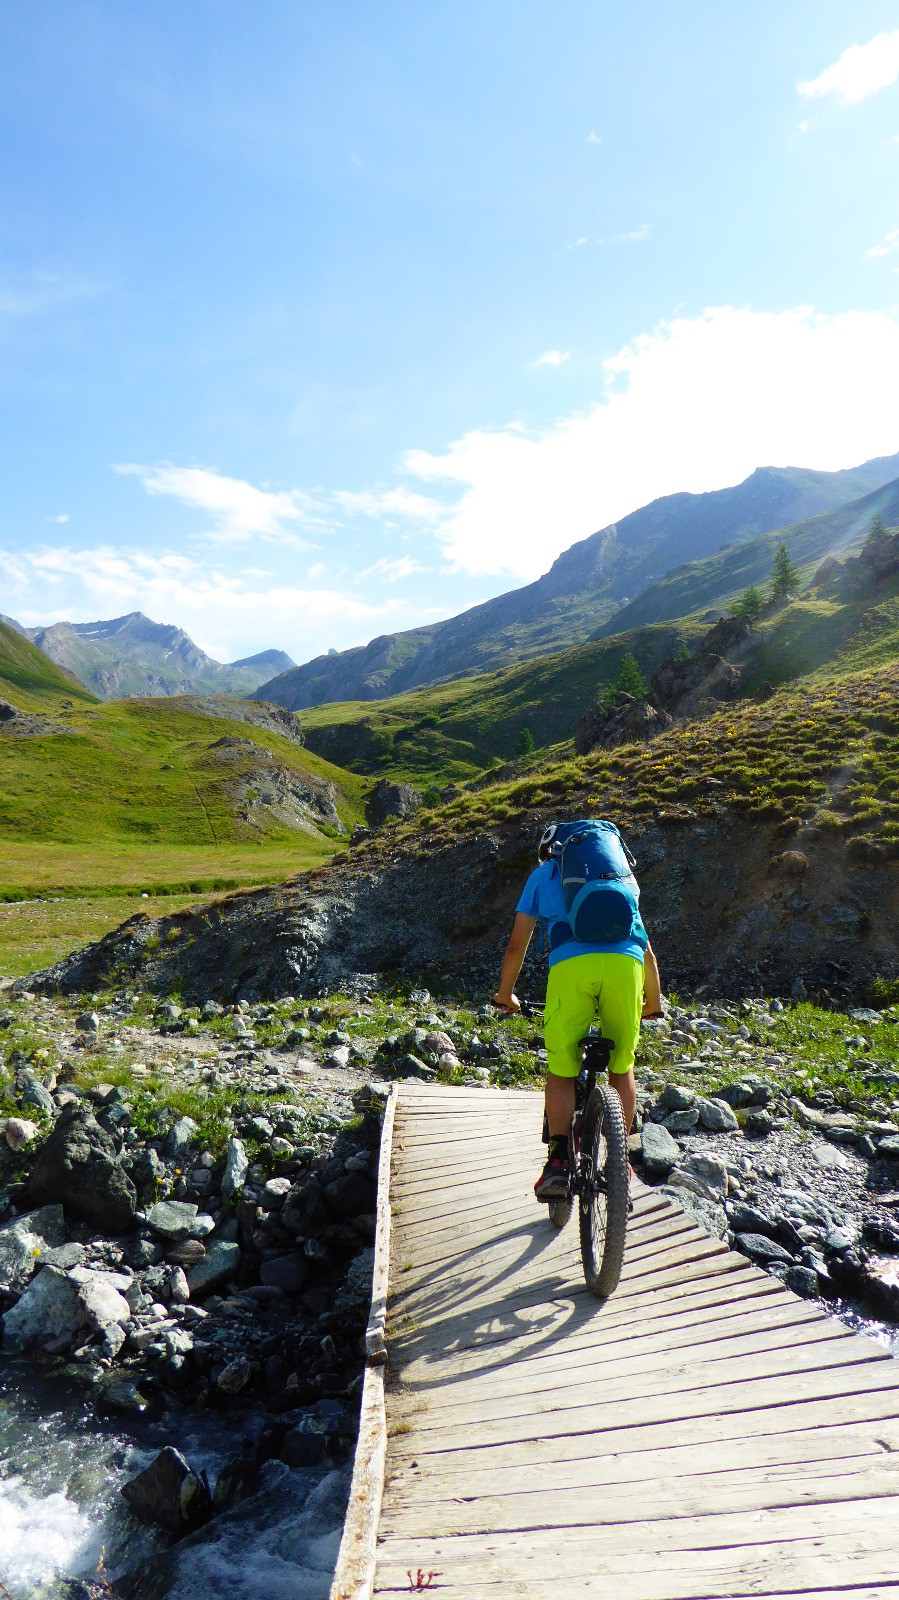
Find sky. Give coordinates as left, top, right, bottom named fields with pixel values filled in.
left=2, top=2, right=899, bottom=664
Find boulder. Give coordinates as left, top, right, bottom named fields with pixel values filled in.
left=2, top=1266, right=87, bottom=1354
left=673, top=1153, right=729, bottom=1202
left=3, top=1116, right=39, bottom=1151
left=654, top=1084, right=697, bottom=1113
left=259, top=1252, right=310, bottom=1293
left=144, top=1200, right=199, bottom=1239
left=640, top=1122, right=680, bottom=1176
left=661, top=1186, right=727, bottom=1240
left=28, top=1105, right=138, bottom=1233
left=221, top=1137, right=249, bottom=1200
left=164, top=1117, right=199, bottom=1160
left=0, top=1205, right=66, bottom=1294
left=323, top=1172, right=377, bottom=1218
left=186, top=1240, right=241, bottom=1298
left=69, top=1268, right=132, bottom=1357
left=726, top=1201, right=777, bottom=1237
left=696, top=1097, right=739, bottom=1132
left=663, top=1108, right=700, bottom=1133
left=18, top=1071, right=54, bottom=1117
left=121, top=1446, right=212, bottom=1534
left=334, top=1247, right=375, bottom=1313
left=735, top=1233, right=794, bottom=1265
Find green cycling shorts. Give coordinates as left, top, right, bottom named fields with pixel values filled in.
left=543, top=951, right=643, bottom=1078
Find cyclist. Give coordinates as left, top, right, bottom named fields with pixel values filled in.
left=493, top=822, right=663, bottom=1202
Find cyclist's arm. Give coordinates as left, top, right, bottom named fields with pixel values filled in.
left=642, top=940, right=663, bottom=1018
left=493, top=912, right=536, bottom=1013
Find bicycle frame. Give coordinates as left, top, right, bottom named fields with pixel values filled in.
left=568, top=1034, right=615, bottom=1200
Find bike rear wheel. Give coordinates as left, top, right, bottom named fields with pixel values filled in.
left=578, top=1082, right=629, bottom=1297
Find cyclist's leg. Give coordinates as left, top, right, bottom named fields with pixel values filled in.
left=593, top=953, right=643, bottom=1133
left=543, top=955, right=600, bottom=1133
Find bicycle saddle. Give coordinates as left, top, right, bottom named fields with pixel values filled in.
left=579, top=1033, right=616, bottom=1050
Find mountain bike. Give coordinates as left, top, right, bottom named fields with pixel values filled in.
left=495, top=1005, right=630, bottom=1299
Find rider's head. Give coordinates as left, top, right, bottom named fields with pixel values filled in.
left=538, top=822, right=557, bottom=862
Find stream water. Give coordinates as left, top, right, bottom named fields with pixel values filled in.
left=0, top=1364, right=348, bottom=1600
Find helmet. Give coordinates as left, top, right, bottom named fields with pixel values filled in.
left=538, top=823, right=558, bottom=862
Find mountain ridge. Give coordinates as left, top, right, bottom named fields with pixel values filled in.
left=6, top=610, right=295, bottom=701
left=256, top=452, right=899, bottom=710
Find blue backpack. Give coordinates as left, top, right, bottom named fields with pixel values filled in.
left=542, top=819, right=640, bottom=947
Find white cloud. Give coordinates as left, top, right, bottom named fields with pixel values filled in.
left=405, top=304, right=899, bottom=580
left=49, top=513, right=69, bottom=524
left=566, top=237, right=587, bottom=251
left=358, top=556, right=427, bottom=582
left=534, top=350, right=571, bottom=368
left=798, top=30, right=899, bottom=105
left=585, top=131, right=602, bottom=145
left=3, top=543, right=442, bottom=661
left=620, top=223, right=652, bottom=243
left=114, top=463, right=311, bottom=545
left=332, top=486, right=442, bottom=521
left=866, top=226, right=899, bottom=259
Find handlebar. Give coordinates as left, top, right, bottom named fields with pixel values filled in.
left=489, top=998, right=543, bottom=1020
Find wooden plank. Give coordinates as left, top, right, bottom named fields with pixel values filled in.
left=392, top=1298, right=831, bottom=1388
left=379, top=1461, right=899, bottom=1538
left=391, top=1358, right=899, bottom=1451
left=403, top=1319, right=864, bottom=1409
left=361, top=1085, right=899, bottom=1600
left=402, top=1347, right=892, bottom=1439
left=386, top=1387, right=899, bottom=1474
left=383, top=1422, right=899, bottom=1504
left=374, top=1494, right=899, bottom=1561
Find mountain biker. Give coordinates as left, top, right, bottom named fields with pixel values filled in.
left=493, top=822, right=663, bottom=1202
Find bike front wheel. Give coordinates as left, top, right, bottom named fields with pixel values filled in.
left=578, top=1082, right=629, bottom=1298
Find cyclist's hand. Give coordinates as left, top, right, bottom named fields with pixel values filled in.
left=492, top=991, right=521, bottom=1014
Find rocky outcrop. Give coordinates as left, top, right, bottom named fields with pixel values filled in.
left=650, top=615, right=752, bottom=712
left=367, top=779, right=423, bottom=826
left=207, top=738, right=344, bottom=835
left=575, top=694, right=672, bottom=755
left=0, top=698, right=62, bottom=737
left=576, top=616, right=753, bottom=758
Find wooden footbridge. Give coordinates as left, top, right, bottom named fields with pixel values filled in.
left=332, top=1085, right=899, bottom=1600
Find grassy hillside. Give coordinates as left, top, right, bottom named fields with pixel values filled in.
left=0, top=697, right=366, bottom=854
left=372, top=659, right=899, bottom=868
left=0, top=619, right=97, bottom=710
left=0, top=626, right=370, bottom=972
left=601, top=477, right=899, bottom=636
left=298, top=554, right=899, bottom=789
left=299, top=616, right=712, bottom=786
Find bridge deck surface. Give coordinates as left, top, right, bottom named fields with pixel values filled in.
left=371, top=1085, right=899, bottom=1599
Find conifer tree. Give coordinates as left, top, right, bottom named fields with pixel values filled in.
left=615, top=650, right=647, bottom=697
left=865, top=512, right=888, bottom=550
left=769, top=543, right=800, bottom=602
left=515, top=727, right=535, bottom=755
left=730, top=584, right=764, bottom=620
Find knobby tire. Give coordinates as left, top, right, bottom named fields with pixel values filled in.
left=578, top=1082, right=629, bottom=1298
left=548, top=1198, right=573, bottom=1230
